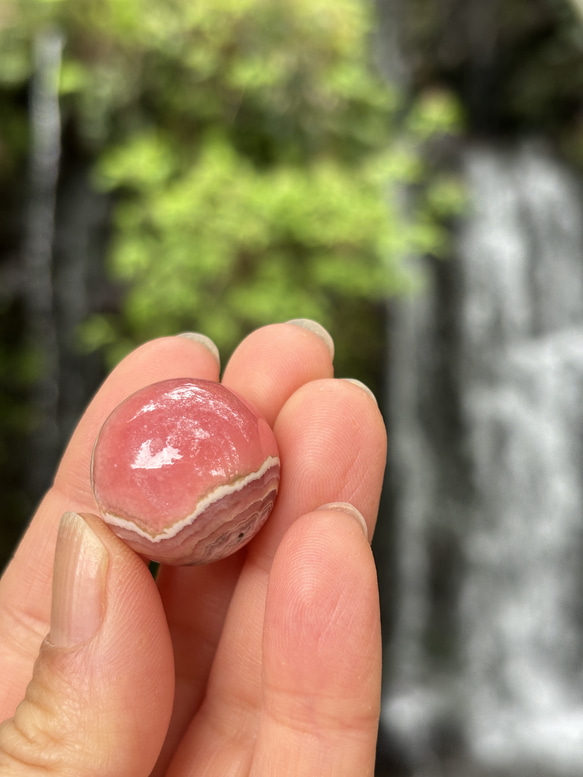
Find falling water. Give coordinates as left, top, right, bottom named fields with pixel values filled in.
left=23, top=29, right=64, bottom=499
left=381, top=142, right=583, bottom=776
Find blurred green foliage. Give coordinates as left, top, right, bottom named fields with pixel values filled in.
left=402, top=0, right=583, bottom=147
left=1, top=0, right=461, bottom=379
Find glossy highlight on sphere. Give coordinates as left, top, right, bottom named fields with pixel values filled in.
left=91, top=378, right=280, bottom=565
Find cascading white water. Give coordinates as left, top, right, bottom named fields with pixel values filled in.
left=382, top=143, right=583, bottom=776
left=459, top=144, right=583, bottom=774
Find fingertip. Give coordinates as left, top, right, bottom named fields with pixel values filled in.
left=0, top=511, right=174, bottom=776
left=268, top=378, right=386, bottom=542
left=48, top=512, right=109, bottom=649
left=177, top=332, right=221, bottom=370
left=112, top=334, right=221, bottom=385
left=341, top=377, right=379, bottom=406
left=285, top=318, right=335, bottom=360
left=315, top=502, right=369, bottom=541
left=273, top=507, right=377, bottom=594
left=267, top=507, right=380, bottom=664
left=222, top=322, right=334, bottom=426
left=259, top=506, right=382, bottom=774
left=55, top=334, right=221, bottom=502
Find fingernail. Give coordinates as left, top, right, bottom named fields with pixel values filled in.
left=316, top=502, right=369, bottom=541
left=342, top=378, right=378, bottom=405
left=286, top=319, right=335, bottom=360
left=49, top=512, right=109, bottom=648
left=177, top=332, right=221, bottom=369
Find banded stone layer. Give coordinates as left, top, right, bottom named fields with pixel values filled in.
left=91, top=378, right=280, bottom=565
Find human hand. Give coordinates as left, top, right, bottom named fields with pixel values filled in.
left=0, top=321, right=386, bottom=776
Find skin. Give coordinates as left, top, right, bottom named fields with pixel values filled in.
left=0, top=321, right=387, bottom=777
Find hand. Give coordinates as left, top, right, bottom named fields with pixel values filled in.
left=0, top=321, right=386, bottom=776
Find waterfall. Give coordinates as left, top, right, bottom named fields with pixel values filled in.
left=23, top=29, right=64, bottom=499
left=381, top=142, right=583, bottom=776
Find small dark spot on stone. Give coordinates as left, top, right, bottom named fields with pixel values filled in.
left=238, top=532, right=245, bottom=539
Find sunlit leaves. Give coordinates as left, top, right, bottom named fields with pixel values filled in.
left=95, top=130, right=178, bottom=191
left=94, top=132, right=432, bottom=351
left=1, top=0, right=461, bottom=364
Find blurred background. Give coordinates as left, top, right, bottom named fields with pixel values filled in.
left=2, top=0, right=583, bottom=774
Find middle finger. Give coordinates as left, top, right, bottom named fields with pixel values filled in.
left=153, top=321, right=334, bottom=771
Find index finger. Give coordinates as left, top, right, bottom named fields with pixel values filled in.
left=0, top=334, right=220, bottom=718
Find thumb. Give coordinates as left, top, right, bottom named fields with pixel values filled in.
left=0, top=512, right=174, bottom=776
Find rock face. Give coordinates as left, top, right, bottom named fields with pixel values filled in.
left=381, top=143, right=583, bottom=776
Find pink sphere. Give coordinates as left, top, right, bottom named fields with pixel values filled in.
left=91, top=378, right=280, bottom=565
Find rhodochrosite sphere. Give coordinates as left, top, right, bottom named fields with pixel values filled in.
left=91, top=378, right=280, bottom=565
